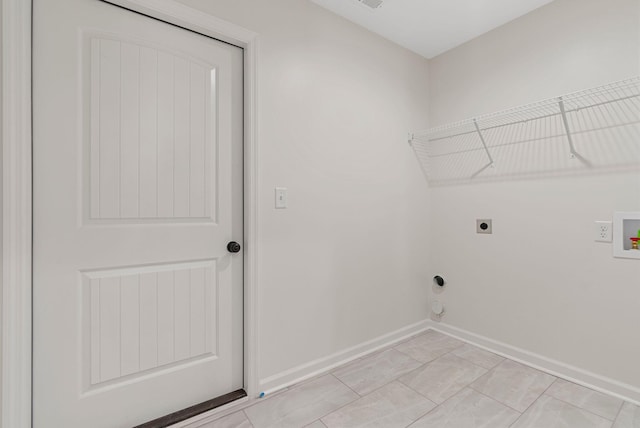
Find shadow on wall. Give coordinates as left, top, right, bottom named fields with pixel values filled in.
left=410, top=77, right=640, bottom=186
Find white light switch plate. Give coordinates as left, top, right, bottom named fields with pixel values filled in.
left=594, top=221, right=612, bottom=242
left=275, top=187, right=287, bottom=209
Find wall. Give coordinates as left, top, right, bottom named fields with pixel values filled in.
left=175, top=0, right=432, bottom=387
left=428, top=0, right=640, bottom=392
left=1, top=2, right=3, bottom=420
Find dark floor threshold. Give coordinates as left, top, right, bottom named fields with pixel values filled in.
left=134, top=389, right=247, bottom=428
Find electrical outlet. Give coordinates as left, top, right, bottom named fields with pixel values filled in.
left=476, top=219, right=492, bottom=234
left=594, top=221, right=612, bottom=242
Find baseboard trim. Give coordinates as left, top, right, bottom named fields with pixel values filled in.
left=258, top=319, right=431, bottom=395
left=431, top=322, right=640, bottom=406
left=256, top=318, right=639, bottom=408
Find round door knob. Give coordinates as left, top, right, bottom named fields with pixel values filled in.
left=227, top=241, right=241, bottom=253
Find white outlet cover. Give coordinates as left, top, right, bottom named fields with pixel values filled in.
left=594, top=221, right=612, bottom=243
left=432, top=300, right=444, bottom=315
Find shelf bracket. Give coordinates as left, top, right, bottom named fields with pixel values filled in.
left=471, top=119, right=495, bottom=178
left=559, top=97, right=592, bottom=166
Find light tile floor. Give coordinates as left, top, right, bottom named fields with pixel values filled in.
left=190, top=331, right=640, bottom=428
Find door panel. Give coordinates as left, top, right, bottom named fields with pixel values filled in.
left=33, top=1, right=244, bottom=426
left=82, top=260, right=218, bottom=387
left=86, top=34, right=218, bottom=223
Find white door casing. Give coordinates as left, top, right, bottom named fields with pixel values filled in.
left=1, top=1, right=33, bottom=427
left=30, top=0, right=254, bottom=426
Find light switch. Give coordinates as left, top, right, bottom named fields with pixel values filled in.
left=275, top=187, right=287, bottom=209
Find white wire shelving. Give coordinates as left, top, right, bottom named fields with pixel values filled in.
left=409, top=77, right=640, bottom=185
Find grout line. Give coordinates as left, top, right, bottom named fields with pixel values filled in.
left=240, top=409, right=254, bottom=428
left=466, top=359, right=549, bottom=415
left=331, top=373, right=361, bottom=397
left=507, top=379, right=557, bottom=427
left=353, top=365, right=424, bottom=399
left=306, top=375, right=361, bottom=423
left=611, top=401, right=626, bottom=426
left=392, top=347, right=419, bottom=360
left=542, top=390, right=623, bottom=422
left=396, top=368, right=433, bottom=402
left=468, top=384, right=524, bottom=414
left=409, top=388, right=471, bottom=425
left=407, top=402, right=440, bottom=427
left=412, top=387, right=487, bottom=424
left=393, top=343, right=490, bottom=399
left=331, top=351, right=423, bottom=393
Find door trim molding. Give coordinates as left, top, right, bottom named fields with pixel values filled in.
left=1, top=1, right=260, bottom=426
left=2, top=0, right=33, bottom=427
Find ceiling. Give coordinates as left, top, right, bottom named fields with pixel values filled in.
left=310, top=0, right=556, bottom=59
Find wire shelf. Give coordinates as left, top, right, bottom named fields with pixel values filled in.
left=410, top=77, right=640, bottom=185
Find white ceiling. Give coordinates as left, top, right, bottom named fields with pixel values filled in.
left=311, top=0, right=556, bottom=59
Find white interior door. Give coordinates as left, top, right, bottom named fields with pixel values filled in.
left=33, top=0, right=244, bottom=426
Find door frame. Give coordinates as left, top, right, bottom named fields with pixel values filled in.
left=1, top=1, right=261, bottom=427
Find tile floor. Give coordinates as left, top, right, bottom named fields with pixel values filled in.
left=188, top=330, right=640, bottom=428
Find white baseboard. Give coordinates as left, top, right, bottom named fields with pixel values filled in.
left=431, top=322, right=640, bottom=406
left=174, top=318, right=640, bottom=427
left=258, top=318, right=640, bottom=406
left=258, top=319, right=431, bottom=395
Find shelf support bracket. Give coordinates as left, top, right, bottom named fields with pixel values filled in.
left=559, top=97, right=592, bottom=166
left=471, top=119, right=495, bottom=178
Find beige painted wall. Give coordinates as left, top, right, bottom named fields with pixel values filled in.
left=428, top=0, right=640, bottom=389
left=174, top=0, right=432, bottom=384
left=1, top=2, right=4, bottom=420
